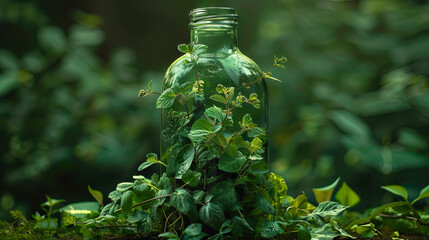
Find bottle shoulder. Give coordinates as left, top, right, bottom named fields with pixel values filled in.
left=163, top=52, right=263, bottom=88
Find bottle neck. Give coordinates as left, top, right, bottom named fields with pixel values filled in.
left=189, top=7, right=239, bottom=54
left=190, top=29, right=238, bottom=54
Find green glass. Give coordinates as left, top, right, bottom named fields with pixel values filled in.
left=161, top=7, right=268, bottom=163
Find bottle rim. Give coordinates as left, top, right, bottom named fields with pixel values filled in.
left=189, top=7, right=238, bottom=30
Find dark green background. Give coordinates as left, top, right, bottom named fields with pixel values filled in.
left=1, top=0, right=428, bottom=219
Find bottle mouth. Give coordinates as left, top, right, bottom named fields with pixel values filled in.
left=189, top=7, right=238, bottom=30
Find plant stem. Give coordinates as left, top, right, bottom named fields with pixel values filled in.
left=245, top=64, right=276, bottom=87
left=379, top=214, right=429, bottom=227
left=133, top=194, right=171, bottom=208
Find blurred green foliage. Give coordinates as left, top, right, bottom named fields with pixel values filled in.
left=0, top=0, right=428, bottom=219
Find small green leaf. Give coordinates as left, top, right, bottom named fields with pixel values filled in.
left=188, top=119, right=213, bottom=143
left=312, top=177, right=340, bottom=204
left=218, top=148, right=246, bottom=173
left=309, top=201, right=348, bottom=218
left=205, top=106, right=225, bottom=123
left=38, top=26, right=67, bottom=54
left=330, top=219, right=356, bottom=239
left=182, top=169, right=201, bottom=187
left=137, top=214, right=153, bottom=236
left=199, top=202, right=225, bottom=230
left=248, top=127, right=265, bottom=138
left=412, top=185, right=429, bottom=204
left=209, top=181, right=238, bottom=211
left=335, top=182, right=360, bottom=207
left=88, top=185, right=103, bottom=207
left=61, top=201, right=100, bottom=221
left=381, top=185, right=408, bottom=201
left=121, top=190, right=135, bottom=213
left=209, top=94, right=227, bottom=104
left=108, top=190, right=121, bottom=201
left=265, top=74, right=283, bottom=82
left=308, top=223, right=343, bottom=240
left=269, top=172, right=288, bottom=214
left=193, top=190, right=205, bottom=204
left=247, top=93, right=261, bottom=109
left=175, top=144, right=195, bottom=178
left=116, top=182, right=134, bottom=192
left=256, top=220, right=284, bottom=238
left=138, top=162, right=154, bottom=171
left=241, top=114, right=253, bottom=128
left=192, top=44, right=208, bottom=55
left=171, top=189, right=198, bottom=221
left=127, top=210, right=146, bottom=223
left=133, top=181, right=149, bottom=193
left=156, top=88, right=176, bottom=109
left=297, top=225, right=311, bottom=240
left=256, top=193, right=276, bottom=215
left=178, top=44, right=190, bottom=53
left=250, top=137, right=263, bottom=152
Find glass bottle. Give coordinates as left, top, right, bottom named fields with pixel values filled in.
left=160, top=7, right=268, bottom=176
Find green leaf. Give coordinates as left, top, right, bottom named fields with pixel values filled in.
left=127, top=210, right=146, bottom=223
left=218, top=147, right=246, bottom=173
left=412, top=185, right=429, bottom=204
left=178, top=44, right=190, bottom=54
left=116, top=182, right=134, bottom=192
left=265, top=74, right=283, bottom=82
left=108, top=190, right=121, bottom=201
left=192, top=44, right=209, bottom=55
left=42, top=195, right=65, bottom=208
left=297, top=225, right=311, bottom=240
left=188, top=119, right=213, bottom=143
left=268, top=172, right=288, bottom=214
left=199, top=202, right=225, bottom=230
left=133, top=180, right=149, bottom=193
left=250, top=137, right=263, bottom=152
left=335, top=182, right=360, bottom=207
left=256, top=193, right=276, bottom=215
left=175, top=144, right=195, bottom=178
left=70, top=25, right=104, bottom=46
left=138, top=162, right=154, bottom=171
left=183, top=223, right=208, bottom=239
left=209, top=94, right=227, bottom=104
left=330, top=219, right=356, bottom=239
left=100, top=202, right=114, bottom=216
left=182, top=169, right=201, bottom=187
left=156, top=88, right=176, bottom=109
left=309, top=201, right=348, bottom=218
left=121, top=190, right=135, bottom=213
left=177, top=43, right=208, bottom=55
left=312, top=177, right=340, bottom=204
left=381, top=185, right=408, bottom=201
left=171, top=188, right=198, bottom=221
left=309, top=223, right=342, bottom=240
left=209, top=181, right=238, bottom=211
left=329, top=110, right=370, bottom=140
left=248, top=127, right=265, bottom=138
left=158, top=232, right=180, bottom=239
left=241, top=114, right=253, bottom=128
left=36, top=218, right=58, bottom=229
left=88, top=186, right=103, bottom=207
left=60, top=201, right=100, bottom=221
left=256, top=220, right=284, bottom=238
left=228, top=216, right=254, bottom=238
left=38, top=26, right=67, bottom=54
left=205, top=106, right=225, bottom=123
left=247, top=93, right=261, bottom=109
left=158, top=173, right=172, bottom=192
left=137, top=214, right=153, bottom=236
left=193, top=190, right=205, bottom=204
